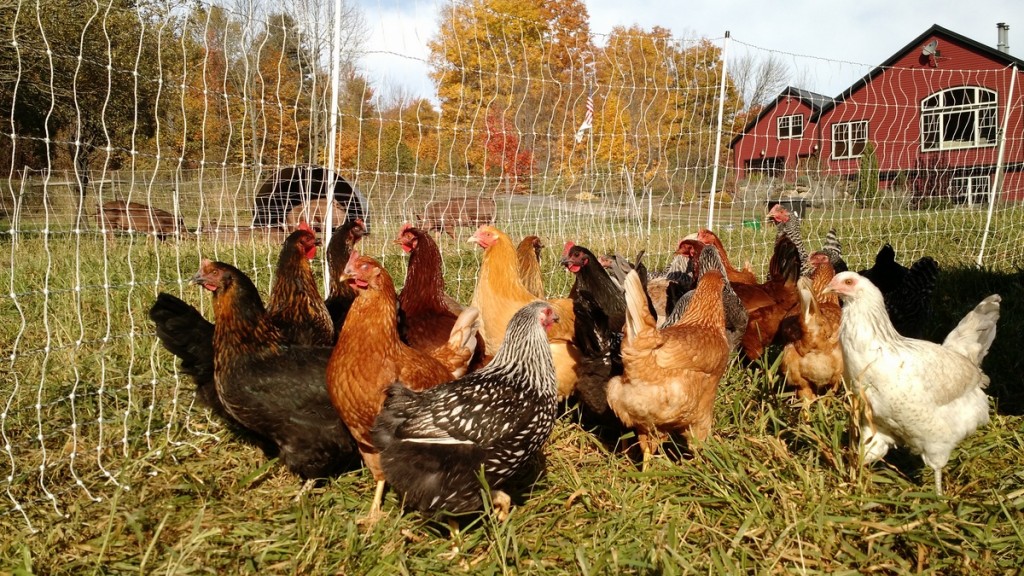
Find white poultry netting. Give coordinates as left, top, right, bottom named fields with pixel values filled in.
left=1, top=0, right=1022, bottom=530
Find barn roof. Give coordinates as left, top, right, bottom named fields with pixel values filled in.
left=808, top=23, right=1024, bottom=122
left=728, top=86, right=833, bottom=148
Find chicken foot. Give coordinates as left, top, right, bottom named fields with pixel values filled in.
left=491, top=490, right=511, bottom=522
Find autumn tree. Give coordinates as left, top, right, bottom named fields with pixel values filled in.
left=428, top=0, right=592, bottom=182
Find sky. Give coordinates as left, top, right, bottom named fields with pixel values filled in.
left=350, top=0, right=1019, bottom=104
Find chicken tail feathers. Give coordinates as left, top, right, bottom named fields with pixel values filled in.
left=623, top=270, right=657, bottom=340
left=768, top=234, right=803, bottom=285
left=823, top=228, right=848, bottom=273
left=149, top=292, right=216, bottom=386
left=449, top=306, right=482, bottom=352
left=942, top=294, right=1001, bottom=368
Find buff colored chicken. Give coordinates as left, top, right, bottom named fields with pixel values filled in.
left=516, top=235, right=546, bottom=298
left=779, top=253, right=843, bottom=401
left=827, top=271, right=999, bottom=494
left=469, top=225, right=579, bottom=398
left=607, top=269, right=730, bottom=468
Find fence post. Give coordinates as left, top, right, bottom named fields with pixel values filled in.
left=322, top=0, right=345, bottom=293
left=977, top=64, right=1018, bottom=267
left=707, top=31, right=730, bottom=231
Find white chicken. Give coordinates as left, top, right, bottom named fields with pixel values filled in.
left=827, top=271, right=1000, bottom=494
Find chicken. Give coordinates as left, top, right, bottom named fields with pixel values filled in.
left=191, top=259, right=358, bottom=479
left=325, top=218, right=369, bottom=337
left=820, top=228, right=848, bottom=273
left=371, top=301, right=559, bottom=519
left=827, top=271, right=999, bottom=494
left=469, top=225, right=579, bottom=398
left=858, top=243, right=939, bottom=339
left=562, top=241, right=627, bottom=428
left=149, top=292, right=223, bottom=421
left=266, top=223, right=335, bottom=347
left=663, top=240, right=748, bottom=352
left=599, top=251, right=650, bottom=293
left=395, top=224, right=466, bottom=354
left=767, top=203, right=811, bottom=276
left=516, top=235, right=546, bottom=298
left=607, top=269, right=730, bottom=467
left=696, top=228, right=758, bottom=285
left=732, top=233, right=802, bottom=361
left=779, top=253, right=843, bottom=401
left=326, top=252, right=478, bottom=516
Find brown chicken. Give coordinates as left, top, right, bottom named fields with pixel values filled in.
left=607, top=269, right=730, bottom=468
left=732, top=233, right=802, bottom=361
left=779, top=253, right=843, bottom=400
left=326, top=252, right=478, bottom=516
left=696, top=229, right=758, bottom=285
left=266, top=222, right=335, bottom=347
left=469, top=225, right=579, bottom=398
left=516, top=235, right=546, bottom=298
left=395, top=223, right=465, bottom=354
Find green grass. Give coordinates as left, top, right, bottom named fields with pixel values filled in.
left=1, top=207, right=1024, bottom=574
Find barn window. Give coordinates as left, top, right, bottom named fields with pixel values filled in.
left=777, top=115, right=804, bottom=139
left=831, top=121, right=868, bottom=159
left=950, top=175, right=991, bottom=207
left=921, top=87, right=998, bottom=151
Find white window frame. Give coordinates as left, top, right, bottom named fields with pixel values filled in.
left=831, top=120, right=868, bottom=159
left=950, top=175, right=991, bottom=207
left=777, top=114, right=804, bottom=139
left=920, top=86, right=998, bottom=151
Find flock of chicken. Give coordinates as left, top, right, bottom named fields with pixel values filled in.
left=150, top=204, right=1002, bottom=524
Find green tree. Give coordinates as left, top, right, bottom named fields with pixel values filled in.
left=0, top=0, right=164, bottom=188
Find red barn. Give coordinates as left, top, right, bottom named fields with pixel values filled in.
left=729, top=24, right=1024, bottom=203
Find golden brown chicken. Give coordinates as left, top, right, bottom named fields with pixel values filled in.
left=779, top=253, right=843, bottom=400
left=516, top=235, right=546, bottom=298
left=325, top=252, right=477, bottom=517
left=607, top=269, right=730, bottom=468
left=469, top=225, right=579, bottom=397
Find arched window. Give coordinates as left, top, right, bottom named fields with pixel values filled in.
left=920, top=87, right=997, bottom=151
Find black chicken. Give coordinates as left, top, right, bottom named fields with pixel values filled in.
left=325, top=218, right=368, bottom=337
left=192, top=259, right=358, bottom=479
left=859, top=243, right=940, bottom=338
left=149, top=293, right=223, bottom=419
left=370, top=301, right=559, bottom=518
left=562, top=242, right=627, bottom=429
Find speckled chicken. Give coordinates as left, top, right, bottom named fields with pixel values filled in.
left=371, top=301, right=559, bottom=518
left=191, top=259, right=358, bottom=479
left=607, top=269, right=730, bottom=467
left=828, top=271, right=999, bottom=494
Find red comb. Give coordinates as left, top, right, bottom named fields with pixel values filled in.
left=561, top=241, right=575, bottom=257
left=298, top=220, right=312, bottom=232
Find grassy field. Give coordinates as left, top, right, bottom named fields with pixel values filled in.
left=1, top=202, right=1023, bottom=574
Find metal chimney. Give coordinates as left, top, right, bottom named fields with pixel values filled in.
left=997, top=23, right=1010, bottom=54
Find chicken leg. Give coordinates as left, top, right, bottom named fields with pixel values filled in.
left=491, top=490, right=511, bottom=522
